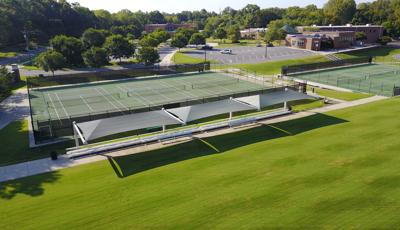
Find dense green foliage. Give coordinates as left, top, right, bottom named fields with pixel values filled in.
left=35, top=50, right=66, bottom=76
left=136, top=47, right=160, bottom=65
left=103, top=35, right=135, bottom=62
left=81, top=29, right=109, bottom=49
left=82, top=47, right=110, bottom=67
left=1, top=0, right=400, bottom=50
left=0, top=67, right=13, bottom=99
left=189, top=33, right=206, bottom=46
left=1, top=98, right=400, bottom=228
left=50, top=35, right=83, bottom=66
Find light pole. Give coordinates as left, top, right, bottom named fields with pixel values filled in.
left=264, top=43, right=268, bottom=59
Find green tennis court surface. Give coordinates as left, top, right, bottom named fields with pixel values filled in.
left=29, top=72, right=270, bottom=125
left=291, top=63, right=400, bottom=96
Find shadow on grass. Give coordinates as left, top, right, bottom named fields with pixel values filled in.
left=109, top=113, right=348, bottom=178
left=0, top=171, right=61, bottom=200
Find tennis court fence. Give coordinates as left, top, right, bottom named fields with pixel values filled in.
left=27, top=63, right=211, bottom=88
left=282, top=57, right=372, bottom=75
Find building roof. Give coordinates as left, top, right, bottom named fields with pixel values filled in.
left=281, top=25, right=298, bottom=34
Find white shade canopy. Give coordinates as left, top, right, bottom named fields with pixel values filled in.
left=167, top=99, right=257, bottom=123
left=236, top=89, right=314, bottom=109
left=76, top=110, right=183, bottom=141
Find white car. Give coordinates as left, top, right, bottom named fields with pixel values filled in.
left=220, top=49, right=233, bottom=54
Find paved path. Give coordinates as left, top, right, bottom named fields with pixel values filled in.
left=160, top=47, right=178, bottom=66
left=0, top=95, right=387, bottom=183
left=0, top=88, right=29, bottom=129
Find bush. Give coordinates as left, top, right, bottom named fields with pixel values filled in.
left=0, top=67, right=13, bottom=99
left=378, top=36, right=392, bottom=45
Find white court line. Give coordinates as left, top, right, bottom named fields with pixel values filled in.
left=138, top=84, right=174, bottom=101
left=47, top=93, right=62, bottom=124
left=54, top=93, right=70, bottom=118
left=158, top=80, right=196, bottom=98
left=94, top=88, right=124, bottom=113
left=116, top=85, right=147, bottom=106
left=99, top=87, right=130, bottom=111
left=80, top=96, right=94, bottom=111
left=119, top=85, right=153, bottom=105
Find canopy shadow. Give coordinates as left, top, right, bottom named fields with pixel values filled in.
left=109, top=113, right=348, bottom=178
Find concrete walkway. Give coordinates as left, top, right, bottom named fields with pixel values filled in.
left=0, top=88, right=29, bottom=129
left=159, top=48, right=178, bottom=66
left=0, top=95, right=387, bottom=183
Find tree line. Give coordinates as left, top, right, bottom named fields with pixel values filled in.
left=1, top=0, right=400, bottom=50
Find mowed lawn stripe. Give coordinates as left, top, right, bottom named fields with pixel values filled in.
left=1, top=98, right=400, bottom=229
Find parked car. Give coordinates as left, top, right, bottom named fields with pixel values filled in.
left=200, top=45, right=213, bottom=50
left=266, top=42, right=274, bottom=47
left=220, top=49, right=233, bottom=54
left=256, top=43, right=262, bottom=47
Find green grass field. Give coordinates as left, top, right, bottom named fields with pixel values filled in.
left=1, top=98, right=400, bottom=229
left=232, top=55, right=328, bottom=75
left=0, top=51, right=17, bottom=59
left=309, top=87, right=372, bottom=101
left=0, top=120, right=70, bottom=166
left=336, top=46, right=400, bottom=63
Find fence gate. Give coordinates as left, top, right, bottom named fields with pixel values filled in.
left=393, top=86, right=400, bottom=96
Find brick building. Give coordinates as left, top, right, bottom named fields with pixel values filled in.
left=144, top=23, right=196, bottom=34
left=240, top=28, right=267, bottom=40
left=286, top=31, right=355, bottom=51
left=296, top=24, right=384, bottom=44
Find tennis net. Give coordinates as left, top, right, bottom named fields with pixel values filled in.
left=126, top=85, right=186, bottom=97
left=191, top=78, right=240, bottom=89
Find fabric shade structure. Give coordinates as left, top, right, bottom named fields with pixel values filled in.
left=76, top=110, right=183, bottom=141
left=167, top=99, right=257, bottom=123
left=236, top=89, right=314, bottom=109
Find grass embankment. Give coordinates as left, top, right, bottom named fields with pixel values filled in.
left=0, top=120, right=71, bottom=166
left=1, top=98, right=400, bottom=228
left=0, top=52, right=17, bottom=59
left=231, top=55, right=328, bottom=75
left=309, top=87, right=372, bottom=101
left=336, top=46, right=400, bottom=63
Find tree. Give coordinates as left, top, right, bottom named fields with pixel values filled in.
left=265, top=20, right=286, bottom=42
left=139, top=35, right=160, bottom=47
left=189, top=33, right=206, bottom=46
left=81, top=28, right=108, bottom=49
left=50, top=35, right=83, bottom=66
left=171, top=34, right=188, bottom=51
left=324, top=0, right=357, bottom=25
left=355, top=32, right=367, bottom=41
left=378, top=36, right=392, bottom=45
left=82, top=47, right=109, bottom=67
left=136, top=47, right=160, bottom=65
left=227, top=25, right=241, bottom=43
left=104, top=35, right=135, bottom=62
left=35, top=50, right=66, bottom=76
left=151, top=30, right=170, bottom=44
left=214, top=27, right=227, bottom=42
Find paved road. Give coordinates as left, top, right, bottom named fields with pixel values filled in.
left=0, top=88, right=29, bottom=130
left=18, top=46, right=177, bottom=77
left=185, top=46, right=316, bottom=64
left=0, top=48, right=46, bottom=66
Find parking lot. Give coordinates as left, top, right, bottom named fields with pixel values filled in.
left=185, top=46, right=316, bottom=64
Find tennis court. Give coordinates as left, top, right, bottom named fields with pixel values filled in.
left=291, top=63, right=400, bottom=96
left=29, top=71, right=273, bottom=140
